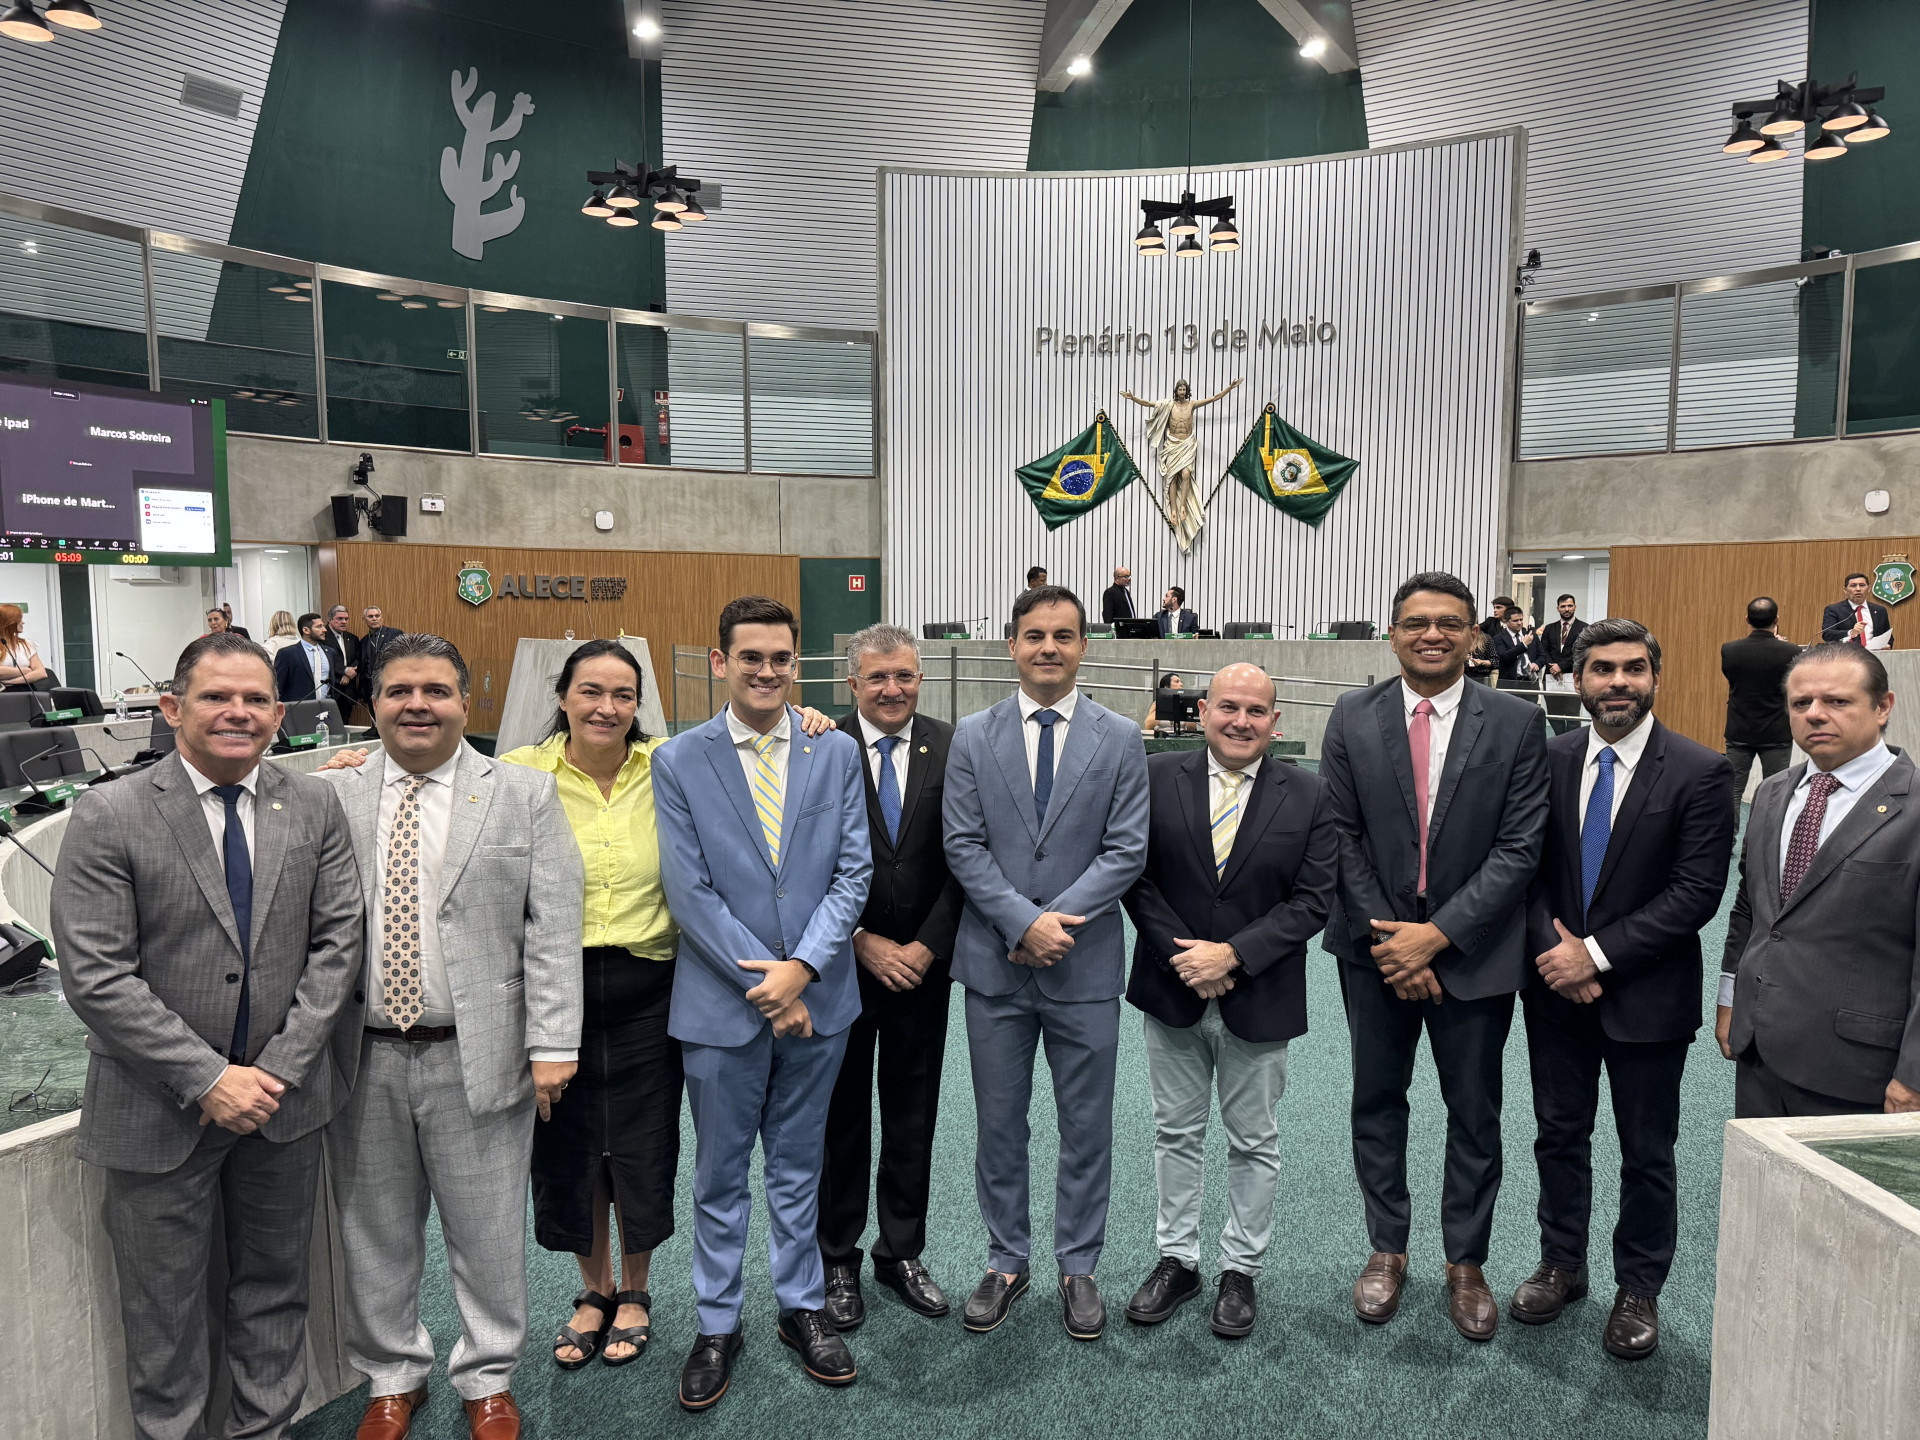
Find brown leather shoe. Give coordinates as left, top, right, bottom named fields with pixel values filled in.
left=1508, top=1262, right=1589, bottom=1324
left=1445, top=1263, right=1498, bottom=1342
left=462, top=1391, right=522, bottom=1440
left=355, top=1385, right=428, bottom=1440
left=1352, top=1252, right=1409, bottom=1323
left=1603, top=1289, right=1659, bottom=1360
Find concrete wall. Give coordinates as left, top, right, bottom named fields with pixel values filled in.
left=227, top=436, right=880, bottom=558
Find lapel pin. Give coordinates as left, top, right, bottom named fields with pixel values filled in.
left=469, top=795, right=480, bottom=802
left=1879, top=805, right=1888, bottom=813
left=919, top=745, right=929, bottom=753
left=803, top=746, right=812, bottom=754
left=271, top=802, right=283, bottom=811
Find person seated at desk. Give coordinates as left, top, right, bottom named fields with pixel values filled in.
left=1143, top=675, right=1185, bottom=730
left=1157, top=589, right=1199, bottom=637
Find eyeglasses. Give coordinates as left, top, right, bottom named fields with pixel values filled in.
left=1393, top=616, right=1471, bottom=636
left=731, top=651, right=798, bottom=676
left=856, top=670, right=920, bottom=687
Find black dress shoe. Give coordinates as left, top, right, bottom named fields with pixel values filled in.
left=874, top=1258, right=950, bottom=1318
left=1060, top=1274, right=1106, bottom=1340
left=778, top=1308, right=858, bottom=1386
left=1125, top=1256, right=1200, bottom=1325
left=1210, top=1270, right=1257, bottom=1338
left=678, top=1329, right=744, bottom=1412
left=962, top=1270, right=1030, bottom=1333
left=1603, top=1289, right=1659, bottom=1360
left=823, top=1263, right=865, bottom=1331
left=1509, top=1262, right=1589, bottom=1325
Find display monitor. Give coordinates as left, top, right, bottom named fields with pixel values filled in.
left=0, top=378, right=230, bottom=567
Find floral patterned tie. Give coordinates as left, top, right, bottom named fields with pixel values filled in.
left=381, top=774, right=428, bottom=1028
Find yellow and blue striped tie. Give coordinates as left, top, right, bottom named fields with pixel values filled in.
left=1211, top=768, right=1245, bottom=877
left=751, top=733, right=784, bottom=863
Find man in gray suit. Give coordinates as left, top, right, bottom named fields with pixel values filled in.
left=1719, top=642, right=1920, bottom=1117
left=943, top=584, right=1149, bottom=1340
left=54, top=631, right=362, bottom=1440
left=319, top=635, right=582, bottom=1440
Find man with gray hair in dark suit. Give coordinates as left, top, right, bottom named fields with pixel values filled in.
left=54, top=631, right=364, bottom=1440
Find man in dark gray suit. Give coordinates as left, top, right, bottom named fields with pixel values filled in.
left=1321, top=571, right=1550, bottom=1341
left=943, top=585, right=1149, bottom=1341
left=1719, top=643, right=1920, bottom=1118
left=53, top=631, right=363, bottom=1440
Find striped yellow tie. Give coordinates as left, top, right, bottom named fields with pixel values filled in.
left=751, top=733, right=783, bottom=862
left=1212, top=768, right=1245, bottom=877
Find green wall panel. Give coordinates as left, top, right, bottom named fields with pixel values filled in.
left=1028, top=0, right=1367, bottom=173
left=798, top=557, right=881, bottom=710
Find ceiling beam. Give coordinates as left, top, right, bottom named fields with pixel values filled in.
left=1036, top=0, right=1138, bottom=92
left=1253, top=0, right=1359, bottom=73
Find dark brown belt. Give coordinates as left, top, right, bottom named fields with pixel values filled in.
left=365, top=1024, right=457, bottom=1043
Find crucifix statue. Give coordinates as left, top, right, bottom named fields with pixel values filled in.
left=1119, top=377, right=1241, bottom=553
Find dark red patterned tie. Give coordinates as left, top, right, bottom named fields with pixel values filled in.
left=1780, top=772, right=1841, bottom=901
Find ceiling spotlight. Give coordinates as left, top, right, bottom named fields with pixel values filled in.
left=1299, top=36, right=1328, bottom=59
left=1067, top=55, right=1091, bottom=77
left=231, top=389, right=257, bottom=399
left=1169, top=211, right=1200, bottom=237
left=436, top=299, right=463, bottom=308
left=294, top=280, right=312, bottom=289
left=606, top=210, right=640, bottom=228
left=268, top=284, right=296, bottom=294
left=1723, top=118, right=1764, bottom=154
left=651, top=208, right=683, bottom=231
left=480, top=304, right=510, bottom=312
left=632, top=15, right=660, bottom=40
left=606, top=182, right=642, bottom=209
left=1175, top=233, right=1204, bottom=258
left=581, top=191, right=615, bottom=217
left=1760, top=101, right=1804, bottom=135
left=654, top=188, right=687, bottom=213
left=285, top=292, right=312, bottom=303
left=1852, top=110, right=1891, bottom=142
left=679, top=193, right=707, bottom=221
left=1823, top=98, right=1869, bottom=130
left=1748, top=134, right=1792, bottom=163
left=376, top=291, right=403, bottom=301
left=1804, top=128, right=1849, bottom=161
left=43, top=0, right=99, bottom=27
left=400, top=299, right=429, bottom=309
left=0, top=3, right=54, bottom=41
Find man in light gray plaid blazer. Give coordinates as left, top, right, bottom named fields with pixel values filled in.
left=54, top=632, right=364, bottom=1440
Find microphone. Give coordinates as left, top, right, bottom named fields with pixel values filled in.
left=115, top=652, right=166, bottom=694
left=0, top=813, right=55, bottom=880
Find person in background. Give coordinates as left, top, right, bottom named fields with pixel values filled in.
left=1493, top=607, right=1541, bottom=691
left=1121, top=664, right=1337, bottom=1340
left=326, top=605, right=363, bottom=717
left=817, top=625, right=965, bottom=1330
left=1018, top=567, right=1049, bottom=613
left=1820, top=572, right=1892, bottom=651
left=1465, top=626, right=1496, bottom=687
left=0, top=602, right=48, bottom=689
left=262, top=611, right=299, bottom=656
left=1536, top=594, right=1586, bottom=737
left=273, top=613, right=335, bottom=706
left=1143, top=674, right=1184, bottom=729
left=1156, top=587, right=1199, bottom=637
left=1513, top=618, right=1735, bottom=1361
left=221, top=603, right=251, bottom=640
left=53, top=631, right=362, bottom=1440
left=1721, top=597, right=1800, bottom=791
left=1101, top=567, right=1136, bottom=624
left=1720, top=643, right=1920, bottom=1120
left=361, top=606, right=403, bottom=684
left=206, top=608, right=232, bottom=636
left=1481, top=597, right=1516, bottom=641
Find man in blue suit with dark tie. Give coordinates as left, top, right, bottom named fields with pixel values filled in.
left=653, top=595, right=872, bottom=1410
left=944, top=584, right=1150, bottom=1341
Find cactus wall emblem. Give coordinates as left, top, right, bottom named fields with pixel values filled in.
left=439, top=68, right=534, bottom=261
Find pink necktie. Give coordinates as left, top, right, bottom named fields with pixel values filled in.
left=1411, top=699, right=1435, bottom=893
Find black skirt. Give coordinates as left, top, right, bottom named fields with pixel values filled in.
left=531, top=947, right=682, bottom=1256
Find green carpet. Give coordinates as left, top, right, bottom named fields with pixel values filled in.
left=297, top=867, right=1741, bottom=1440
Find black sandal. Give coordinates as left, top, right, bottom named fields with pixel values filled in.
left=602, top=1288, right=652, bottom=1366
left=554, top=1288, right=616, bottom=1370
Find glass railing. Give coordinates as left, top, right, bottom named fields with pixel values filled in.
left=0, top=192, right=875, bottom=476
left=1518, top=241, right=1920, bottom=459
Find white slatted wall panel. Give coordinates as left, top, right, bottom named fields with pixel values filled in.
left=1353, top=0, right=1808, bottom=299
left=658, top=0, right=1043, bottom=329
left=882, top=134, right=1519, bottom=637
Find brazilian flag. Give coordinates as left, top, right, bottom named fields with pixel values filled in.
left=1015, top=412, right=1139, bottom=531
left=1226, top=403, right=1358, bottom=528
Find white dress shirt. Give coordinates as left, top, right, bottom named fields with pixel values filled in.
left=856, top=712, right=912, bottom=796
left=1206, top=748, right=1262, bottom=816
left=367, top=751, right=459, bottom=1028
left=1017, top=686, right=1080, bottom=790
left=301, top=637, right=331, bottom=695
left=725, top=704, right=791, bottom=808
left=1399, top=674, right=1466, bottom=804
left=1576, top=715, right=1655, bottom=972
left=180, top=757, right=258, bottom=864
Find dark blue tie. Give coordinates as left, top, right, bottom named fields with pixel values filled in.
left=213, top=784, right=253, bottom=1062
left=1032, top=709, right=1059, bottom=828
left=875, top=734, right=902, bottom=845
left=1580, top=747, right=1616, bottom=920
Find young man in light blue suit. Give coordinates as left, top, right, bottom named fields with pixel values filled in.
left=653, top=595, right=873, bottom=1411
left=943, top=584, right=1150, bottom=1340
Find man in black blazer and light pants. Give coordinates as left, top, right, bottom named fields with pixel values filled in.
left=817, top=625, right=964, bottom=1329
left=1320, top=571, right=1549, bottom=1342
left=1120, top=664, right=1337, bottom=1339
left=1511, top=618, right=1736, bottom=1361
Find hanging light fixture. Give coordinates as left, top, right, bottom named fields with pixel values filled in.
left=1747, top=134, right=1792, bottom=163
left=605, top=182, right=642, bottom=210
left=650, top=208, right=683, bottom=232
left=581, top=191, right=615, bottom=218
left=44, top=0, right=100, bottom=26
left=1722, top=118, right=1764, bottom=154
left=583, top=26, right=713, bottom=240
left=1823, top=98, right=1869, bottom=130
left=1852, top=110, right=1891, bottom=142
left=605, top=209, right=641, bottom=228
left=1759, top=101, right=1803, bottom=135
left=1724, top=74, right=1891, bottom=167
left=680, top=193, right=708, bottom=222
left=1804, top=128, right=1849, bottom=161
left=654, top=188, right=687, bottom=214
left=0, top=3, right=54, bottom=41
left=1134, top=0, right=1238, bottom=257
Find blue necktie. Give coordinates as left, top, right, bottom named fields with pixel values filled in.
left=1580, top=747, right=1616, bottom=919
left=875, top=734, right=902, bottom=845
left=212, top=784, right=253, bottom=1062
left=1032, top=709, right=1059, bottom=829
